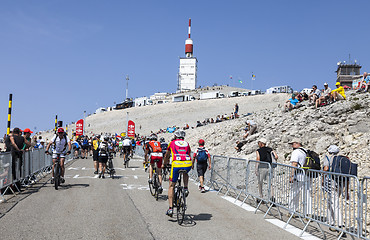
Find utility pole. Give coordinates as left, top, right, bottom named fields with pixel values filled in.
left=125, top=75, right=129, bottom=101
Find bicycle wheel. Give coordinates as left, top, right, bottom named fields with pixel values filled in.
left=54, top=164, right=59, bottom=190
left=149, top=175, right=155, bottom=196
left=176, top=187, right=186, bottom=225
left=154, top=175, right=160, bottom=201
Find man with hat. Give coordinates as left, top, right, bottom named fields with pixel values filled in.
left=192, top=139, right=211, bottom=193
left=243, top=120, right=257, bottom=139
left=288, top=139, right=312, bottom=217
left=330, top=82, right=346, bottom=101
left=315, top=83, right=332, bottom=108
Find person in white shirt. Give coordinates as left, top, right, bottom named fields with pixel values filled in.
left=45, top=128, right=71, bottom=184
left=288, top=139, right=312, bottom=217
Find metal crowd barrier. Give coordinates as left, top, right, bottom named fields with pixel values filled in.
left=361, top=177, right=370, bottom=240
left=203, top=155, right=370, bottom=240
left=0, top=148, right=74, bottom=201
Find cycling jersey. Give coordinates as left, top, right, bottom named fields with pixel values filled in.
left=123, top=139, right=131, bottom=146
left=51, top=135, right=70, bottom=154
left=167, top=139, right=192, bottom=182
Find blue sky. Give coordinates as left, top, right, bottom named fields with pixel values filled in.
left=1, top=0, right=369, bottom=137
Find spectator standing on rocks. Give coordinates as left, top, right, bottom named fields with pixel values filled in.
left=322, top=145, right=345, bottom=234
left=255, top=138, right=278, bottom=201
left=315, top=82, right=332, bottom=108
left=288, top=139, right=312, bottom=217
left=192, top=139, right=211, bottom=193
left=284, top=94, right=299, bottom=112
left=234, top=103, right=239, bottom=118
left=244, top=120, right=257, bottom=139
left=330, top=82, right=346, bottom=101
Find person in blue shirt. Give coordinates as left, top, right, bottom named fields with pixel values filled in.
left=284, top=94, right=299, bottom=111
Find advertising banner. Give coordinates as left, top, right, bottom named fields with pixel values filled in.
left=76, top=119, right=84, bottom=136
left=127, top=120, right=135, bottom=138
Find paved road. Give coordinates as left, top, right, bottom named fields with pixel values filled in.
left=0, top=155, right=301, bottom=240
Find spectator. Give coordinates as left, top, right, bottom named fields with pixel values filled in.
left=288, top=139, right=312, bottom=217
left=315, top=82, right=332, bottom=108
left=38, top=139, right=46, bottom=149
left=330, top=82, right=346, bottom=101
left=255, top=138, right=278, bottom=202
left=192, top=139, right=211, bottom=193
left=284, top=94, right=299, bottom=112
left=10, top=128, right=30, bottom=185
left=244, top=120, right=257, bottom=139
left=92, top=135, right=100, bottom=174
left=308, top=85, right=321, bottom=104
left=363, top=72, right=370, bottom=92
left=4, top=130, right=13, bottom=152
left=322, top=145, right=344, bottom=234
left=234, top=103, right=239, bottom=118
left=23, top=128, right=33, bottom=150
left=235, top=140, right=245, bottom=152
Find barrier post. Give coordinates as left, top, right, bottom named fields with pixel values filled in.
left=7, top=94, right=12, bottom=135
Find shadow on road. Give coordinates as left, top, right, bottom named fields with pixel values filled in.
left=168, top=213, right=213, bottom=227
left=59, top=183, right=90, bottom=190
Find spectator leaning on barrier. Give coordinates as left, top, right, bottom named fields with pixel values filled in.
left=288, top=139, right=312, bottom=217
left=23, top=128, right=33, bottom=151
left=192, top=139, right=211, bottom=193
left=10, top=128, right=30, bottom=184
left=255, top=138, right=278, bottom=202
left=323, top=145, right=345, bottom=234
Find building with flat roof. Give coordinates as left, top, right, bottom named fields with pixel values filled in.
left=336, top=61, right=362, bottom=87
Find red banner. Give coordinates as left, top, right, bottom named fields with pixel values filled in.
left=127, top=120, right=135, bottom=138
left=76, top=119, right=84, bottom=136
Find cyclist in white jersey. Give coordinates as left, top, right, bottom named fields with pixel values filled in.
left=122, top=137, right=132, bottom=164
left=45, top=128, right=72, bottom=184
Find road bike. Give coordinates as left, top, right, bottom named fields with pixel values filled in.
left=173, top=169, right=187, bottom=225
left=148, top=159, right=161, bottom=201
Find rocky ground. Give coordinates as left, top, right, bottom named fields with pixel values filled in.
left=160, top=90, right=370, bottom=178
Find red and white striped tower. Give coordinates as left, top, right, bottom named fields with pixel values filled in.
left=185, top=18, right=193, bottom=58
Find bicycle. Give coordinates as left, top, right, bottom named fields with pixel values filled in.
left=173, top=169, right=187, bottom=225
left=46, top=152, right=62, bottom=190
left=148, top=159, right=161, bottom=201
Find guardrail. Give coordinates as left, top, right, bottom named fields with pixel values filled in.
left=0, top=149, right=74, bottom=201
left=191, top=155, right=370, bottom=240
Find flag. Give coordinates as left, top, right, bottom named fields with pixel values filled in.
left=252, top=74, right=256, bottom=81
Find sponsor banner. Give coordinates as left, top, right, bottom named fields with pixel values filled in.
left=127, top=120, right=135, bottom=138
left=76, top=119, right=84, bottom=136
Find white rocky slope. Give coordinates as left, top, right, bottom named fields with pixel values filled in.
left=158, top=91, right=370, bottom=178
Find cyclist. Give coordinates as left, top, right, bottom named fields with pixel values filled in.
left=122, top=136, right=132, bottom=165
left=160, top=137, right=170, bottom=176
left=98, top=136, right=109, bottom=178
left=81, top=135, right=89, bottom=159
left=144, top=134, right=163, bottom=193
left=131, top=138, right=136, bottom=156
left=45, top=128, right=72, bottom=184
left=162, top=130, right=192, bottom=217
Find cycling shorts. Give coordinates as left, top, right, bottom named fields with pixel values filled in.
left=169, top=160, right=192, bottom=183
left=123, top=146, right=131, bottom=154
left=197, top=162, right=208, bottom=177
left=81, top=145, right=89, bottom=150
left=150, top=152, right=163, bottom=168
left=52, top=152, right=66, bottom=159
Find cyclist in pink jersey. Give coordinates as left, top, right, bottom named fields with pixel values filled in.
left=162, top=129, right=192, bottom=217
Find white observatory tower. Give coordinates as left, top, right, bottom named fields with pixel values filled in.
left=178, top=18, right=197, bottom=92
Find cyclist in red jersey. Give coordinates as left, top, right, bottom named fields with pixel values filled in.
left=162, top=130, right=192, bottom=217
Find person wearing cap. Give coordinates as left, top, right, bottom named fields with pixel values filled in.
left=244, top=120, right=257, bottom=139
left=192, top=139, right=211, bottom=193
left=288, top=139, right=312, bottom=217
left=23, top=128, right=33, bottom=150
left=284, top=94, right=299, bottom=112
left=330, top=82, right=346, bottom=101
left=38, top=139, right=46, bottom=149
left=322, top=145, right=345, bottom=233
left=315, top=83, right=332, bottom=108
left=255, top=138, right=278, bottom=202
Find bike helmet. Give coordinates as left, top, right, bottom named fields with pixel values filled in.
left=150, top=134, right=158, bottom=141
left=57, top=128, right=65, bottom=133
left=174, top=130, right=185, bottom=139
left=104, top=136, right=109, bottom=141
left=159, top=137, right=165, bottom=143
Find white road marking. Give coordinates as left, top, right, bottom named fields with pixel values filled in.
left=73, top=175, right=79, bottom=178
left=134, top=176, right=138, bottom=179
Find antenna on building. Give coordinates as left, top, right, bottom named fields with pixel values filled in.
left=185, top=18, right=193, bottom=58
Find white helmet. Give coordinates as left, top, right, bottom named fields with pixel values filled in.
left=174, top=130, right=186, bottom=139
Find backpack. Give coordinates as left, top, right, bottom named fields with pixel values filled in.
left=329, top=155, right=358, bottom=183
left=82, top=138, right=89, bottom=146
left=99, top=142, right=108, bottom=157
left=196, top=148, right=208, bottom=163
left=299, top=148, right=321, bottom=177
